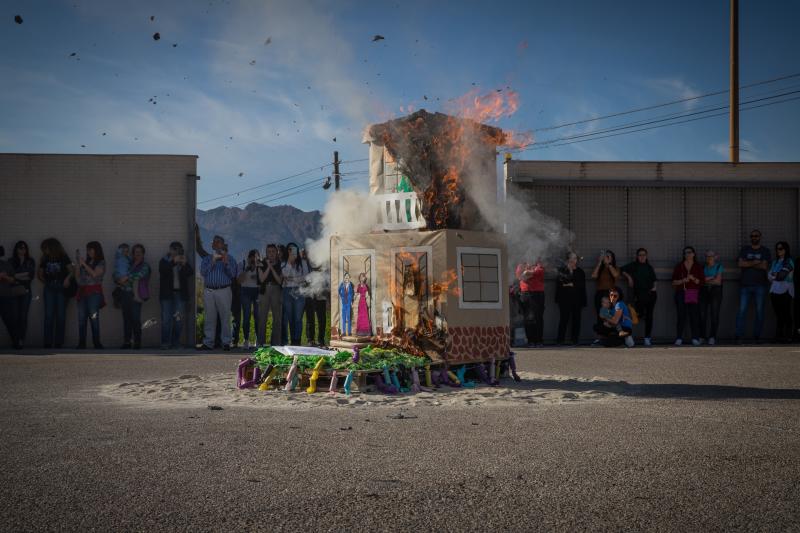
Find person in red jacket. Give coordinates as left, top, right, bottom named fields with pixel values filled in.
left=671, top=246, right=704, bottom=346
left=515, top=259, right=545, bottom=347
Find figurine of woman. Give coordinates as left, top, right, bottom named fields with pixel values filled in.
left=402, top=264, right=420, bottom=330
left=338, top=272, right=354, bottom=337
left=355, top=272, right=372, bottom=336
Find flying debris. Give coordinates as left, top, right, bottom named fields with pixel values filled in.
left=150, top=15, right=155, bottom=21
left=69, top=52, right=77, bottom=57
left=238, top=172, right=244, bottom=177
left=264, top=36, right=272, bottom=45
left=80, top=145, right=86, bottom=148
left=102, top=132, right=106, bottom=136
left=332, top=137, right=336, bottom=142
left=172, top=43, right=177, bottom=47
left=322, top=176, right=332, bottom=190
left=423, top=95, right=428, bottom=100
left=372, top=34, right=385, bottom=42
left=14, top=15, right=23, bottom=24
left=153, top=32, right=160, bottom=41
left=249, top=59, right=256, bottom=65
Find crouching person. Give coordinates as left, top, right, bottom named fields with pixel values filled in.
left=593, top=288, right=634, bottom=347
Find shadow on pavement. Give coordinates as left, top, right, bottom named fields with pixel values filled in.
left=523, top=377, right=800, bottom=400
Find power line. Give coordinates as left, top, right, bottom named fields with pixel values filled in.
left=531, top=71, right=800, bottom=133
left=521, top=94, right=800, bottom=152
left=515, top=88, right=800, bottom=152
left=229, top=175, right=325, bottom=208
left=198, top=162, right=331, bottom=205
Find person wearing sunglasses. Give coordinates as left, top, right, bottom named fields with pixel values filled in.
left=767, top=241, right=794, bottom=343
left=672, top=246, right=704, bottom=346
left=735, top=229, right=771, bottom=344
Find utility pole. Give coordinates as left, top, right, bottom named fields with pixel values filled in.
left=730, top=0, right=739, bottom=163
left=333, top=151, right=341, bottom=191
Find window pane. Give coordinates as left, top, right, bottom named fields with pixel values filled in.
left=461, top=253, right=479, bottom=267
left=479, top=254, right=498, bottom=267
left=481, top=282, right=499, bottom=302
left=463, top=282, right=481, bottom=302
left=463, top=266, right=480, bottom=282
left=480, top=267, right=498, bottom=282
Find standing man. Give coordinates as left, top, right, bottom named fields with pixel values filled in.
left=256, top=244, right=283, bottom=347
left=199, top=235, right=238, bottom=351
left=735, top=229, right=771, bottom=343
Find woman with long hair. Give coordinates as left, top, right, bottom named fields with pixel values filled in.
left=238, top=248, right=261, bottom=349
left=9, top=241, right=36, bottom=349
left=37, top=238, right=72, bottom=349
left=768, top=241, right=794, bottom=343
left=280, top=242, right=309, bottom=345
left=73, top=241, right=106, bottom=349
left=622, top=248, right=657, bottom=346
left=591, top=249, right=620, bottom=343
left=671, top=246, right=704, bottom=346
left=119, top=244, right=151, bottom=349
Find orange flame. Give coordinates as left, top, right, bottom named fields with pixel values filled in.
left=432, top=268, right=460, bottom=297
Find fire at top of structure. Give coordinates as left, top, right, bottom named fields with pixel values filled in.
left=363, top=110, right=506, bottom=231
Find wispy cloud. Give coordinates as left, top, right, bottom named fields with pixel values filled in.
left=710, top=139, right=761, bottom=161
left=644, top=77, right=703, bottom=110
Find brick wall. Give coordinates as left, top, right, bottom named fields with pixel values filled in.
left=0, top=154, right=198, bottom=349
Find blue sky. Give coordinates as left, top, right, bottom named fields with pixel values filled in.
left=2, top=0, right=799, bottom=212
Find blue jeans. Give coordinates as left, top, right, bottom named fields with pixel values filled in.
left=281, top=287, right=305, bottom=345
left=735, top=285, right=767, bottom=338
left=77, top=292, right=103, bottom=346
left=341, top=303, right=352, bottom=336
left=240, top=287, right=259, bottom=344
left=43, top=284, right=66, bottom=347
left=160, top=293, right=186, bottom=347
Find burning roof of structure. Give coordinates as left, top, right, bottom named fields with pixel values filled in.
left=365, top=109, right=507, bottom=231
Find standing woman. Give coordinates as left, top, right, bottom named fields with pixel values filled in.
left=622, top=248, right=658, bottom=346
left=671, top=246, right=704, bottom=346
left=555, top=252, right=586, bottom=346
left=355, top=272, right=373, bottom=337
left=37, top=238, right=72, bottom=349
left=767, top=242, right=794, bottom=343
left=700, top=250, right=724, bottom=345
left=10, top=241, right=36, bottom=349
left=237, top=249, right=261, bottom=349
left=73, top=241, right=106, bottom=349
left=280, top=242, right=309, bottom=345
left=120, top=244, right=151, bottom=349
left=591, top=250, right=621, bottom=327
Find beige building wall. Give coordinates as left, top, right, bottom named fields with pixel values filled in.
left=504, top=160, right=800, bottom=342
left=0, top=154, right=198, bottom=349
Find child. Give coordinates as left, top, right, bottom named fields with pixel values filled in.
left=113, top=243, right=131, bottom=283
left=598, top=296, right=619, bottom=331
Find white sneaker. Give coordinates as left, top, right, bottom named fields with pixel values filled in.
left=708, top=337, right=716, bottom=346
left=243, top=340, right=251, bottom=350
left=691, top=338, right=701, bottom=346
left=624, top=336, right=635, bottom=348
left=674, top=339, right=683, bottom=346
left=644, top=337, right=652, bottom=347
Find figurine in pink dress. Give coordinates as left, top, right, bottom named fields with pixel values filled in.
left=355, top=272, right=372, bottom=336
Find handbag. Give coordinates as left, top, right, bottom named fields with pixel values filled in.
left=684, top=288, right=699, bottom=304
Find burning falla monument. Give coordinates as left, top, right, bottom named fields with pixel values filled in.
left=330, top=110, right=510, bottom=364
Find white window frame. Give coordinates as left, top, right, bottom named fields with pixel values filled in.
left=456, top=246, right=503, bottom=309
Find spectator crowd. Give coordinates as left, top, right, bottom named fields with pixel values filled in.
left=514, top=229, right=798, bottom=347
left=0, top=225, right=328, bottom=351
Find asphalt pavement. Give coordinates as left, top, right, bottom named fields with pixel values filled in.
left=1, top=344, right=798, bottom=531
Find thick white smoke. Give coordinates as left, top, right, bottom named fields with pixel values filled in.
left=301, top=189, right=378, bottom=297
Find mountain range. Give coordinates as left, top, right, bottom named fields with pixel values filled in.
left=196, top=203, right=322, bottom=261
